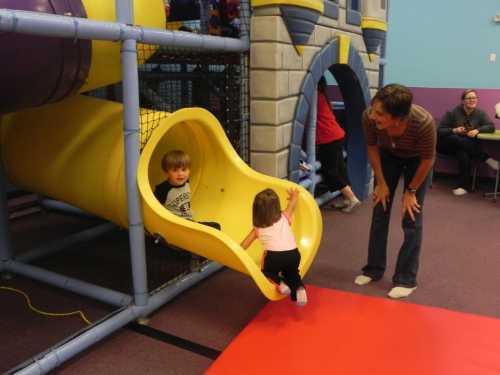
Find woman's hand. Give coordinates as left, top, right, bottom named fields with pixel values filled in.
left=453, top=126, right=466, bottom=135
left=467, top=129, right=479, bottom=138
left=373, top=183, right=390, bottom=211
left=402, top=191, right=421, bottom=221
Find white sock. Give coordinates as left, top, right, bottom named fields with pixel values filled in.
left=278, top=281, right=291, bottom=296
left=354, top=275, right=372, bottom=286
left=388, top=286, right=417, bottom=299
left=296, top=287, right=308, bottom=306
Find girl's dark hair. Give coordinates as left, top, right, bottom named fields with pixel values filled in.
left=372, top=83, right=413, bottom=118
left=461, top=89, right=477, bottom=100
left=161, top=150, right=191, bottom=172
left=252, top=189, right=282, bottom=228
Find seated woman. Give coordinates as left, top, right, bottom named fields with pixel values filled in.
left=437, top=89, right=498, bottom=196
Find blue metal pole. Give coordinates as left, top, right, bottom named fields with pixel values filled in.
left=306, top=89, right=318, bottom=195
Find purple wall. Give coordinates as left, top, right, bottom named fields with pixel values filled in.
left=410, top=87, right=500, bottom=128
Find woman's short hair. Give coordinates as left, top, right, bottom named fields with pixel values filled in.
left=252, top=188, right=282, bottom=228
left=161, top=150, right=191, bottom=172
left=461, top=89, right=477, bottom=101
left=372, top=83, right=413, bottom=118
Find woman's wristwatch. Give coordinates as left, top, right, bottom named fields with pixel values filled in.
left=406, top=187, right=417, bottom=194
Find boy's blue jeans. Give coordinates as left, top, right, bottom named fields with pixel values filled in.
left=362, top=150, right=431, bottom=288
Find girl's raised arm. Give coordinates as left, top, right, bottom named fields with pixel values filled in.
left=284, top=188, right=299, bottom=218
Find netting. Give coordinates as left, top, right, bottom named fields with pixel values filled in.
left=137, top=46, right=249, bottom=160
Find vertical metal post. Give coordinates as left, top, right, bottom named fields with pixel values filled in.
left=199, top=0, right=209, bottom=34
left=239, top=0, right=250, bottom=162
left=0, top=154, right=12, bottom=269
left=116, top=0, right=148, bottom=306
left=306, top=89, right=318, bottom=195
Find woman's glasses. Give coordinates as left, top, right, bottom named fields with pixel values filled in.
left=464, top=96, right=478, bottom=101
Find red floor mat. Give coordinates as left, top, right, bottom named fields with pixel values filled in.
left=207, top=286, right=500, bottom=375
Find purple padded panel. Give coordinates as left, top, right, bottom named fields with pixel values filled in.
left=0, top=0, right=91, bottom=113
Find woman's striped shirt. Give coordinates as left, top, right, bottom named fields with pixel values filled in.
left=363, top=104, right=436, bottom=160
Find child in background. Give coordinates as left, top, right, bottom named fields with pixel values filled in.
left=316, top=77, right=360, bottom=212
left=154, top=150, right=220, bottom=269
left=240, top=188, right=307, bottom=306
left=154, top=149, right=220, bottom=229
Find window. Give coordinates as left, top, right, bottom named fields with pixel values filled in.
left=349, top=0, right=360, bottom=11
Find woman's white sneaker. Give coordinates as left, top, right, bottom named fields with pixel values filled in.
left=354, top=275, right=373, bottom=286
left=452, top=187, right=468, bottom=196
left=388, top=286, right=416, bottom=299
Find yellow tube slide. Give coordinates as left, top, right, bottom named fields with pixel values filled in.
left=1, top=96, right=322, bottom=300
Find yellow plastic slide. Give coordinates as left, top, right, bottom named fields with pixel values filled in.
left=1, top=96, right=322, bottom=300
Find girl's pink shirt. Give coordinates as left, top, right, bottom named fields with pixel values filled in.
left=255, top=213, right=297, bottom=251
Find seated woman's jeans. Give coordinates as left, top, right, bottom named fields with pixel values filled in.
left=437, top=135, right=488, bottom=189
left=362, top=150, right=431, bottom=288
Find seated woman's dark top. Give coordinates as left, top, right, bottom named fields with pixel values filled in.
left=438, top=105, right=494, bottom=137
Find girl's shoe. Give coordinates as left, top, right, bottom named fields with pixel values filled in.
left=278, top=282, right=291, bottom=296
left=296, top=287, right=307, bottom=306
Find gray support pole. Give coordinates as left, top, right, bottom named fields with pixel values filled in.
left=239, top=0, right=250, bottom=162
left=16, top=223, right=116, bottom=263
left=306, top=89, right=318, bottom=194
left=199, top=0, right=209, bottom=34
left=116, top=0, right=149, bottom=307
left=0, top=155, right=12, bottom=271
left=315, top=190, right=341, bottom=206
left=0, top=9, right=249, bottom=52
left=5, top=260, right=132, bottom=306
left=239, top=0, right=250, bottom=41
left=38, top=198, right=94, bottom=217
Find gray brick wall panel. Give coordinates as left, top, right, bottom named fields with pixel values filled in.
left=323, top=41, right=338, bottom=66
left=292, top=119, right=305, bottom=145
left=309, top=54, right=325, bottom=82
left=281, top=6, right=321, bottom=22
left=323, top=0, right=339, bottom=19
left=302, top=73, right=316, bottom=103
left=346, top=9, right=361, bottom=26
left=288, top=144, right=302, bottom=172
left=295, top=94, right=310, bottom=125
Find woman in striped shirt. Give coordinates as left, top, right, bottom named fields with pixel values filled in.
left=354, top=84, right=436, bottom=299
